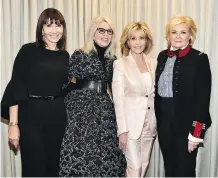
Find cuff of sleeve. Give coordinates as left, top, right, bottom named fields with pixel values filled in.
left=117, top=130, right=128, bottom=137
left=188, top=133, right=204, bottom=143
left=191, top=121, right=206, bottom=139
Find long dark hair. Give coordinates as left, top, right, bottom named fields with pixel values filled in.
left=36, top=8, right=67, bottom=51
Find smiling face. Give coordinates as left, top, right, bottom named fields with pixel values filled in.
left=127, top=29, right=147, bottom=55
left=42, top=18, right=63, bottom=48
left=93, top=21, right=113, bottom=47
left=169, top=23, right=191, bottom=50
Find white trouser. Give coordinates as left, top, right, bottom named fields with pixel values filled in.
left=125, top=120, right=154, bottom=177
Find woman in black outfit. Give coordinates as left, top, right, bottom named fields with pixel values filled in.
left=155, top=14, right=212, bottom=177
left=1, top=8, right=69, bottom=177
left=59, top=16, right=126, bottom=177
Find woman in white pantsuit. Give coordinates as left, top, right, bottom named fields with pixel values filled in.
left=112, top=22, right=157, bottom=177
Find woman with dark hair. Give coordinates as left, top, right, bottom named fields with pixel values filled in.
left=1, top=8, right=69, bottom=177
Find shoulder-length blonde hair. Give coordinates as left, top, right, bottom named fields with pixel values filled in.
left=120, top=21, right=153, bottom=56
left=165, top=14, right=197, bottom=47
left=82, top=16, right=116, bottom=57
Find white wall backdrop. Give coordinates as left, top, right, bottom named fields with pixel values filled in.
left=1, top=0, right=218, bottom=177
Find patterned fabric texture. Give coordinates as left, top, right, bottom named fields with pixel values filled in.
left=59, top=49, right=126, bottom=177
left=158, top=56, right=176, bottom=97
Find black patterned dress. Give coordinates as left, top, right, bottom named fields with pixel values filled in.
left=59, top=47, right=126, bottom=177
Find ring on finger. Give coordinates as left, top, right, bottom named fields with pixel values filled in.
left=9, top=139, right=14, bottom=143
left=9, top=138, right=18, bottom=142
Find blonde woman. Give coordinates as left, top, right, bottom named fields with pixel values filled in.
left=112, top=22, right=156, bottom=177
left=155, top=14, right=212, bottom=177
left=59, top=16, right=126, bottom=177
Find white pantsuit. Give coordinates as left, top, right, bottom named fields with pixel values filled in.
left=112, top=52, right=157, bottom=177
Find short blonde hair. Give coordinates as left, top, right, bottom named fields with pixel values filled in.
left=165, top=14, right=197, bottom=47
left=82, top=16, right=116, bottom=57
left=120, top=22, right=153, bottom=56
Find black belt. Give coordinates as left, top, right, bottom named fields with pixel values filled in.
left=76, top=79, right=108, bottom=93
left=28, top=94, right=60, bottom=100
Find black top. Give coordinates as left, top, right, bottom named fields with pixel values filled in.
left=155, top=48, right=212, bottom=138
left=1, top=43, right=69, bottom=119
left=94, top=41, right=107, bottom=70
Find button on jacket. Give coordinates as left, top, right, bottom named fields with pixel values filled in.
left=155, top=48, right=212, bottom=137
left=112, top=52, right=157, bottom=139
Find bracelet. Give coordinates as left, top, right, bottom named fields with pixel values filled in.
left=8, top=122, right=18, bottom=126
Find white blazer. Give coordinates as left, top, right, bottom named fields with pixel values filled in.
left=112, top=52, right=157, bottom=139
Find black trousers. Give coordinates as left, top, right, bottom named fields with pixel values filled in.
left=19, top=98, right=66, bottom=177
left=157, top=98, right=198, bottom=177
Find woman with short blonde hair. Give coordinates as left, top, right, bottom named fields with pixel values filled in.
left=165, top=14, right=197, bottom=47
left=155, top=14, right=211, bottom=177
left=120, top=21, right=153, bottom=56
left=113, top=21, right=156, bottom=177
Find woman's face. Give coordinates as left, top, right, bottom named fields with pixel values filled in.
left=127, top=30, right=147, bottom=55
left=169, top=23, right=191, bottom=50
left=93, top=21, right=113, bottom=47
left=42, top=18, right=63, bottom=48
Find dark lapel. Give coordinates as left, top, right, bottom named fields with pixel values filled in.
left=155, top=50, right=168, bottom=85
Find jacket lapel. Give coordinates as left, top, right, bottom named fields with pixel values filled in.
left=155, top=50, right=168, bottom=87
left=127, top=52, right=147, bottom=92
left=144, top=54, right=155, bottom=94
left=126, top=52, right=155, bottom=95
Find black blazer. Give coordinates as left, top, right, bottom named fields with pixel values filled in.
left=155, top=48, right=212, bottom=138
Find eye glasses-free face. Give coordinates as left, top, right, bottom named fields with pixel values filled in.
left=96, top=28, right=114, bottom=35
left=169, top=23, right=191, bottom=50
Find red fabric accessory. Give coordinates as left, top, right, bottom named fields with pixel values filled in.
left=192, top=121, right=206, bottom=138
left=167, top=45, right=191, bottom=58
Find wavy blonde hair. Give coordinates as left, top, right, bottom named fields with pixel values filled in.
left=120, top=21, right=153, bottom=56
left=165, top=14, right=197, bottom=47
left=82, top=16, right=116, bottom=57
